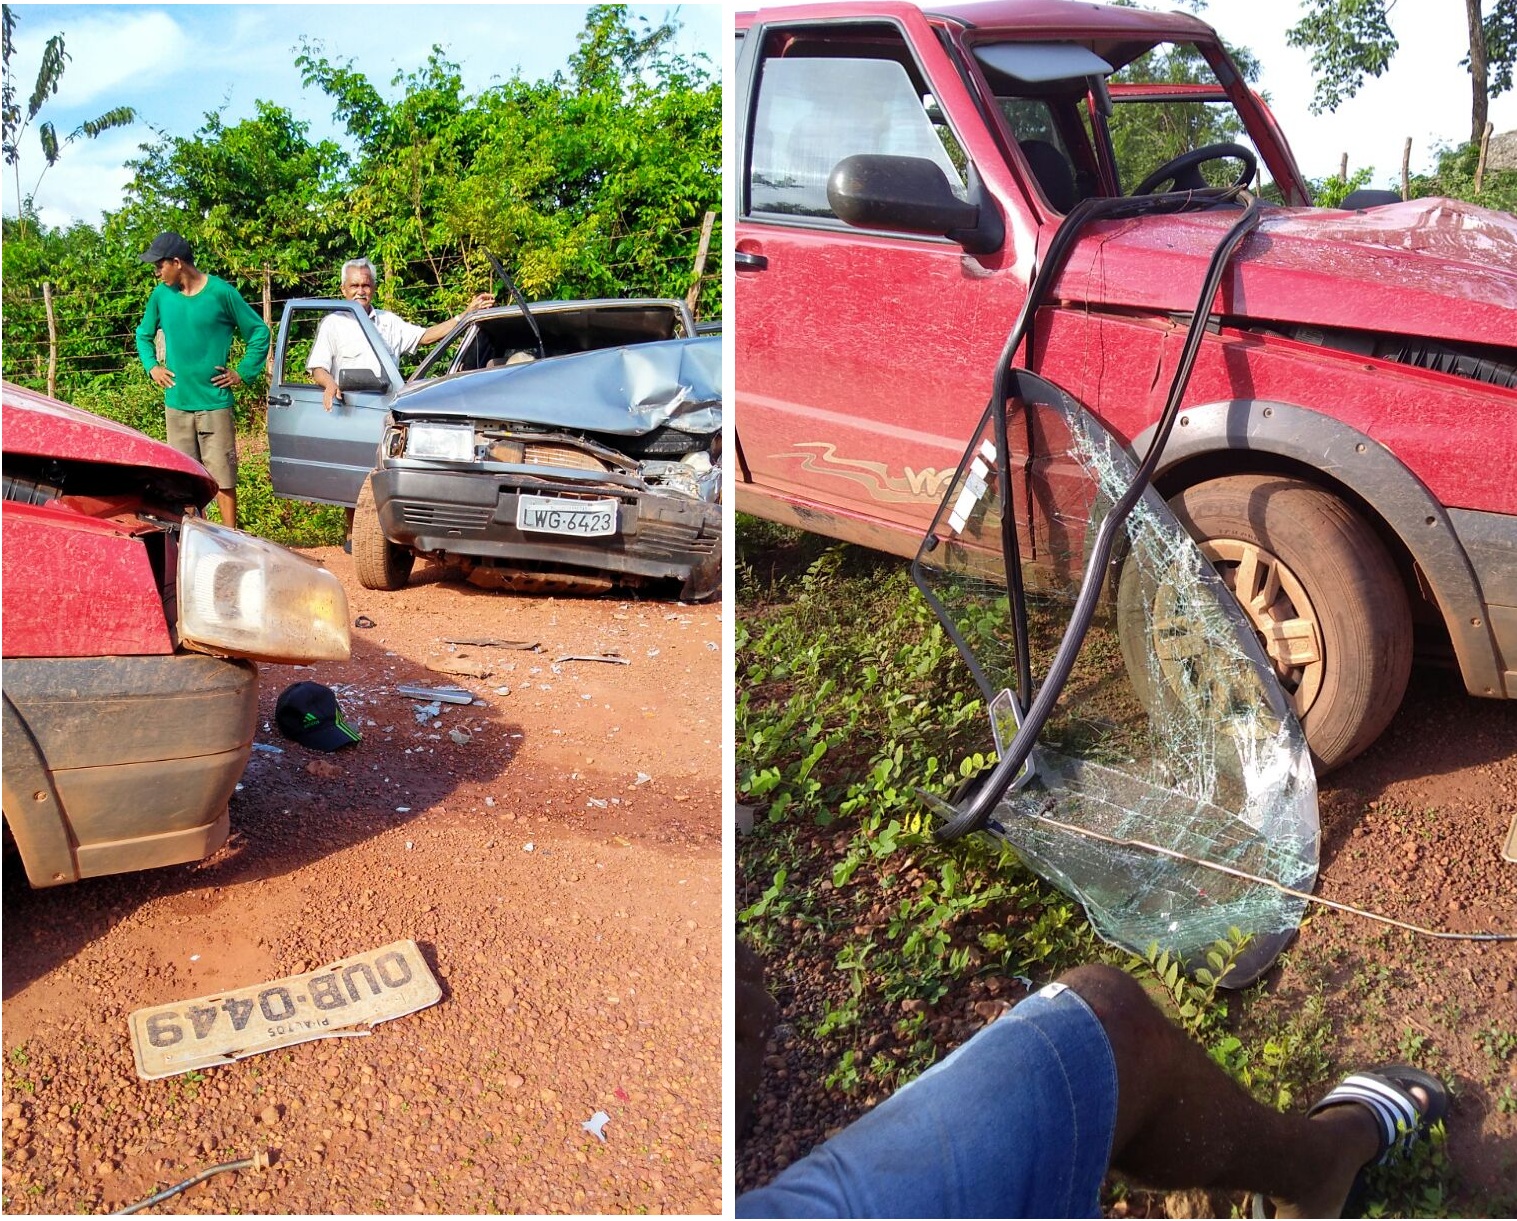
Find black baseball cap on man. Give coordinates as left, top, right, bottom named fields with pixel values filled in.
left=140, top=231, right=193, bottom=264
left=275, top=681, right=362, bottom=751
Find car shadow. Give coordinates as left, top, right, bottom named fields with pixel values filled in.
left=1, top=630, right=526, bottom=1002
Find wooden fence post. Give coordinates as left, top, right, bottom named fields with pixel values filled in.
left=42, top=280, right=58, bottom=399
left=1476, top=121, right=1494, bottom=193
left=1401, top=138, right=1412, bottom=200
left=685, top=210, right=716, bottom=315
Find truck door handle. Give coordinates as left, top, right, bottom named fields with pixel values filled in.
left=268, top=393, right=292, bottom=407
left=735, top=251, right=768, bottom=271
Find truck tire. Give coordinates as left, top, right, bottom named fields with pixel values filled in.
left=352, top=475, right=414, bottom=592
left=1167, top=474, right=1412, bottom=772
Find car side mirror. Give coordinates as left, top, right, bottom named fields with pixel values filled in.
left=827, top=155, right=1003, bottom=254
left=337, top=367, right=390, bottom=395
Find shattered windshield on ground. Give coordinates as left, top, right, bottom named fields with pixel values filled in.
left=914, top=382, right=1319, bottom=985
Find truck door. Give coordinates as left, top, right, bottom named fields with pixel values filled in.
left=734, top=9, right=1034, bottom=558
left=266, top=301, right=403, bottom=508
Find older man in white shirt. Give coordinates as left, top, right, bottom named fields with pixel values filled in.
left=307, top=257, right=495, bottom=411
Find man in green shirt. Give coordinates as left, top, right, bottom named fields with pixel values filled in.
left=134, top=231, right=270, bottom=529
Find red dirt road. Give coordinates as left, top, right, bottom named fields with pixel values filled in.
left=1, top=549, right=722, bottom=1214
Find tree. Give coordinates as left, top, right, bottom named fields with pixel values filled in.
left=295, top=5, right=720, bottom=312
left=1, top=4, right=136, bottom=223
left=121, top=101, right=346, bottom=293
left=1287, top=0, right=1517, bottom=144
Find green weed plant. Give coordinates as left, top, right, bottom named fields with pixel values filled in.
left=737, top=521, right=1467, bottom=1217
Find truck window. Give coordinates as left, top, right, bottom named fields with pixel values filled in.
left=750, top=48, right=967, bottom=220
left=1106, top=45, right=1261, bottom=193
left=275, top=308, right=330, bottom=386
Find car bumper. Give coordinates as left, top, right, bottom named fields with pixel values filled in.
left=372, top=466, right=722, bottom=598
left=2, top=653, right=258, bottom=886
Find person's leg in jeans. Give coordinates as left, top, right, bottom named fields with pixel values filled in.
left=739, top=962, right=1433, bottom=1219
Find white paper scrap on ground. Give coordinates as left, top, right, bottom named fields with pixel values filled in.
left=127, top=939, right=441, bottom=1080
left=583, top=1111, right=611, bottom=1141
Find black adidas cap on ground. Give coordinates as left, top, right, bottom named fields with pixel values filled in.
left=274, top=681, right=361, bottom=751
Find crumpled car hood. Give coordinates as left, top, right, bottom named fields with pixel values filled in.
left=393, top=336, right=721, bottom=435
left=1055, top=197, right=1517, bottom=349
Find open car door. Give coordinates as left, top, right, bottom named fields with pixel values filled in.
left=267, top=300, right=403, bottom=508
left=911, top=192, right=1318, bottom=987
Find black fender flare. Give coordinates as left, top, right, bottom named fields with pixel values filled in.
left=1131, top=398, right=1504, bottom=697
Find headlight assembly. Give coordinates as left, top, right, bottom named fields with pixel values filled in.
left=177, top=517, right=351, bottom=663
left=405, top=422, right=475, bottom=462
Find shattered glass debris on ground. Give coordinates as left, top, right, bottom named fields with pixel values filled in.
left=915, top=388, right=1318, bottom=984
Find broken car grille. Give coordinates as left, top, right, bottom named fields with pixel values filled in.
left=523, top=443, right=607, bottom=473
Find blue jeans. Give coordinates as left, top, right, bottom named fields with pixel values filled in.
left=737, top=982, right=1117, bottom=1218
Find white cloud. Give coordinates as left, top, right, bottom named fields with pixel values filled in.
left=25, top=128, right=143, bottom=229
left=13, top=9, right=193, bottom=112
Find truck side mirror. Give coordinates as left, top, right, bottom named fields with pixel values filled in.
left=337, top=367, right=390, bottom=395
left=827, top=155, right=1004, bottom=254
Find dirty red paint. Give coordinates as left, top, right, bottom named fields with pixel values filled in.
left=2, top=383, right=207, bottom=658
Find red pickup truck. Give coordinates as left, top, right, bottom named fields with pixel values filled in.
left=2, top=381, right=351, bottom=886
left=734, top=0, right=1517, bottom=770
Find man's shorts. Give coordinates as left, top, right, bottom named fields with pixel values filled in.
left=736, top=982, right=1117, bottom=1218
left=165, top=407, right=237, bottom=490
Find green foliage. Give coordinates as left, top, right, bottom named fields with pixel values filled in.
left=1, top=5, right=720, bottom=403
left=1357, top=1118, right=1454, bottom=1218
left=1288, top=0, right=1514, bottom=143
left=1132, top=931, right=1253, bottom=1043
left=1475, top=1024, right=1517, bottom=1068
left=234, top=445, right=347, bottom=547
left=1409, top=140, right=1517, bottom=214
left=738, top=868, right=790, bottom=926
left=293, top=7, right=719, bottom=309
left=1308, top=165, right=1376, bottom=208
left=1107, top=29, right=1260, bottom=193
left=1287, top=0, right=1398, bottom=116
left=1489, top=0, right=1517, bottom=95
left=123, top=100, right=347, bottom=294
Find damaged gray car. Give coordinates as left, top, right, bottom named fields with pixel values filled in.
left=266, top=296, right=721, bottom=599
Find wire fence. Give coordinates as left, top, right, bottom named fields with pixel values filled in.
left=1, top=217, right=721, bottom=393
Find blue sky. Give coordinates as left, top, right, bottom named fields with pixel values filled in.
left=3, top=3, right=724, bottom=229
left=1193, top=0, right=1517, bottom=189
left=5, top=0, right=1513, bottom=230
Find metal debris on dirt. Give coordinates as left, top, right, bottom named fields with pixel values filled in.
left=413, top=701, right=443, bottom=724
left=554, top=653, right=630, bottom=666
left=396, top=684, right=475, bottom=704
left=114, top=1150, right=272, bottom=1215
left=427, top=658, right=492, bottom=679
left=127, top=940, right=441, bottom=1079
left=582, top=1111, right=611, bottom=1142
left=443, top=637, right=541, bottom=651
left=449, top=729, right=473, bottom=746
